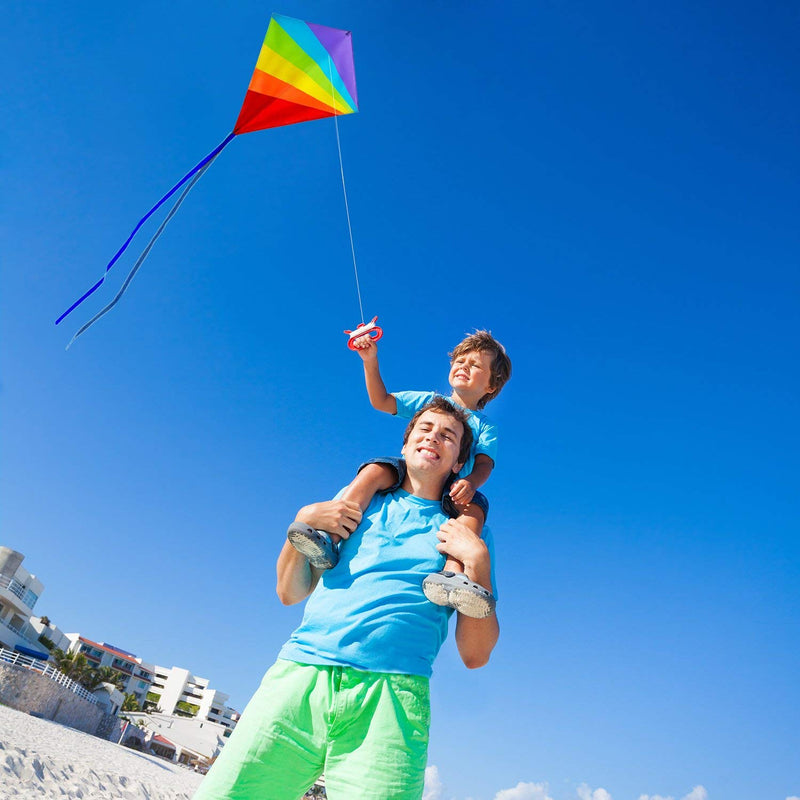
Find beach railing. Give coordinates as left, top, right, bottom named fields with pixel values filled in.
left=0, top=646, right=98, bottom=705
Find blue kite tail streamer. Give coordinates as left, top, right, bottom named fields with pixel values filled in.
left=65, top=153, right=219, bottom=350
left=55, top=131, right=236, bottom=326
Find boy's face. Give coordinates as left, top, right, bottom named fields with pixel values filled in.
left=448, top=349, right=495, bottom=400
left=401, top=410, right=464, bottom=480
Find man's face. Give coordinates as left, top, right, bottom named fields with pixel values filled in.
left=401, top=409, right=464, bottom=480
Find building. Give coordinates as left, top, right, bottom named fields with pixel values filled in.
left=123, top=711, right=230, bottom=766
left=147, top=665, right=240, bottom=734
left=0, top=546, right=241, bottom=738
left=65, top=635, right=156, bottom=708
left=0, top=546, right=50, bottom=660
left=64, top=638, right=240, bottom=733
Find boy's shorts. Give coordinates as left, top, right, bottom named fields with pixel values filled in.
left=192, top=659, right=431, bottom=800
left=359, top=456, right=490, bottom=521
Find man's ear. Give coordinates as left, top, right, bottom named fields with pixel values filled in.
left=452, top=463, right=464, bottom=477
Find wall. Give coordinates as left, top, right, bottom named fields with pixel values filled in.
left=0, top=662, right=118, bottom=740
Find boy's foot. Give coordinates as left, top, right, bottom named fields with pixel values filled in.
left=422, top=570, right=496, bottom=618
left=286, top=523, right=339, bottom=570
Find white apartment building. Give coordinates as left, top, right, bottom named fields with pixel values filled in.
left=0, top=546, right=240, bottom=735
left=147, top=665, right=240, bottom=735
left=0, top=546, right=50, bottom=659
left=64, top=637, right=240, bottom=733
left=65, top=635, right=156, bottom=708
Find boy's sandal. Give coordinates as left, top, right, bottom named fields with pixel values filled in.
left=422, top=570, right=496, bottom=619
left=287, top=522, right=339, bottom=570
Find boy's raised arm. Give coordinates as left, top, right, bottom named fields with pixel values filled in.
left=353, top=338, right=397, bottom=414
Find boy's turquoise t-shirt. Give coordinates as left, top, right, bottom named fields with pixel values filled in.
left=279, top=488, right=497, bottom=678
left=392, top=390, right=498, bottom=478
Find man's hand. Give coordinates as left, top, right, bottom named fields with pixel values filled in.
left=434, top=518, right=491, bottom=589
left=277, top=500, right=362, bottom=606
left=449, top=477, right=476, bottom=507
left=436, top=517, right=499, bottom=668
left=295, top=500, right=362, bottom=539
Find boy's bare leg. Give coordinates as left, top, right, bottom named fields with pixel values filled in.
left=442, top=504, right=484, bottom=573
left=422, top=502, right=495, bottom=618
left=328, top=463, right=396, bottom=544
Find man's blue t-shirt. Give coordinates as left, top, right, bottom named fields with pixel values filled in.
left=279, top=488, right=497, bottom=678
left=393, top=390, right=498, bottom=478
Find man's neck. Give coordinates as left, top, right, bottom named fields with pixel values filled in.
left=400, top=472, right=447, bottom=501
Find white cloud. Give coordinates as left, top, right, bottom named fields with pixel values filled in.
left=682, top=788, right=708, bottom=800
left=638, top=786, right=708, bottom=800
left=423, top=765, right=444, bottom=800
left=577, top=784, right=613, bottom=800
left=785, top=796, right=800, bottom=800
left=494, top=781, right=554, bottom=800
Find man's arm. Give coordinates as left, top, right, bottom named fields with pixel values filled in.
left=276, top=500, right=362, bottom=605
left=352, top=337, right=397, bottom=414
left=434, top=518, right=500, bottom=668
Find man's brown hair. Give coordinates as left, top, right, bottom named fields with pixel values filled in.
left=449, top=330, right=512, bottom=409
left=402, top=396, right=474, bottom=467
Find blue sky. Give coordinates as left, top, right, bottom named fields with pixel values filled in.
left=2, top=2, right=798, bottom=799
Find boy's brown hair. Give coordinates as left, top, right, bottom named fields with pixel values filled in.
left=403, top=396, right=474, bottom=467
left=449, top=330, right=512, bottom=409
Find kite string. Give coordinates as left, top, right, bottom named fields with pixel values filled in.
left=329, top=57, right=364, bottom=325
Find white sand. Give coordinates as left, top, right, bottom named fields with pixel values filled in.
left=0, top=704, right=205, bottom=799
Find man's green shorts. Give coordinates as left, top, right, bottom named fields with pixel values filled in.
left=192, top=659, right=431, bottom=800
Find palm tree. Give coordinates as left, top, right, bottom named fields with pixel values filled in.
left=122, top=693, right=141, bottom=712
left=83, top=666, right=127, bottom=691
left=50, top=649, right=91, bottom=682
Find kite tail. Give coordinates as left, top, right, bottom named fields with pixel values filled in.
left=55, top=131, right=236, bottom=326
left=65, top=152, right=220, bottom=350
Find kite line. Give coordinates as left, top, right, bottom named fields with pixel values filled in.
left=329, top=56, right=364, bottom=326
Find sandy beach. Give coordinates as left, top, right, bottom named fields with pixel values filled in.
left=0, top=704, right=205, bottom=799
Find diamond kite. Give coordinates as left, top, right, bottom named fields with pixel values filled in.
left=56, top=14, right=358, bottom=347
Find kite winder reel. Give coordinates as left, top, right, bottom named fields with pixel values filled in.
left=345, top=316, right=383, bottom=350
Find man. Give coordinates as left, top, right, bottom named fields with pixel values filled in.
left=194, top=397, right=499, bottom=800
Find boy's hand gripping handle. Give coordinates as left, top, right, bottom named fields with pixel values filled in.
left=344, top=316, right=383, bottom=350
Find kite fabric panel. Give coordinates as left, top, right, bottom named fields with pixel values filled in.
left=56, top=13, right=358, bottom=343
left=234, top=14, right=358, bottom=134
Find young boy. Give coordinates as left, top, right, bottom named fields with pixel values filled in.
left=287, top=330, right=511, bottom=618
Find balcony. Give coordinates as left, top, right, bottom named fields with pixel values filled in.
left=0, top=575, right=38, bottom=611
left=0, top=614, right=37, bottom=643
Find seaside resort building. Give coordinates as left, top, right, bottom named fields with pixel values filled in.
left=0, top=546, right=51, bottom=660
left=1, top=546, right=240, bottom=747
left=63, top=641, right=241, bottom=734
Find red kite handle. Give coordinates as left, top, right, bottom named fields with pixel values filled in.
left=344, top=316, right=383, bottom=350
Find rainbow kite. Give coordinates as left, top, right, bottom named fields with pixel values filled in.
left=57, top=14, right=358, bottom=346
